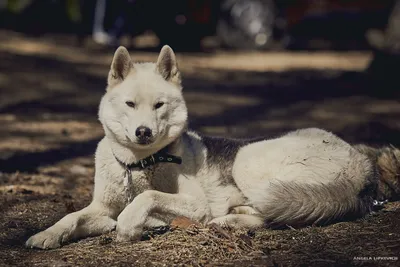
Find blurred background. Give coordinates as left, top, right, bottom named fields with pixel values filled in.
left=0, top=0, right=398, bottom=50
left=0, top=0, right=399, bottom=171
left=0, top=0, right=399, bottom=170
left=0, top=1, right=400, bottom=265
left=0, top=0, right=399, bottom=50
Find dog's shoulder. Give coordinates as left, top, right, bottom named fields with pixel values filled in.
left=94, top=137, right=113, bottom=164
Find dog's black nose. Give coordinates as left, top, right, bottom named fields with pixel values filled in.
left=135, top=126, right=152, bottom=138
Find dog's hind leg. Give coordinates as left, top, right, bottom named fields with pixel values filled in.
left=26, top=202, right=116, bottom=249
left=208, top=214, right=264, bottom=229
left=229, top=205, right=261, bottom=215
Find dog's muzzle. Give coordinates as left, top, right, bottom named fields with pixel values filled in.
left=135, top=126, right=153, bottom=144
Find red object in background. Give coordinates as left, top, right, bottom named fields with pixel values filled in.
left=183, top=0, right=392, bottom=28
left=285, top=0, right=392, bottom=28
left=188, top=0, right=213, bottom=24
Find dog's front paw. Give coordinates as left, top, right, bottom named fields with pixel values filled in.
left=116, top=225, right=142, bottom=242
left=25, top=229, right=63, bottom=249
left=207, top=217, right=229, bottom=228
left=116, top=207, right=144, bottom=242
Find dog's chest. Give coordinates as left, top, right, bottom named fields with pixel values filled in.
left=151, top=165, right=181, bottom=193
left=120, top=169, right=151, bottom=203
left=129, top=165, right=179, bottom=194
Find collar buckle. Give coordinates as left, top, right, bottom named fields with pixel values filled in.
left=114, top=150, right=181, bottom=170
left=150, top=155, right=156, bottom=164
left=140, top=159, right=150, bottom=169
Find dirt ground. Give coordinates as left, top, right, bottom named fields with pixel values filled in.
left=0, top=30, right=399, bottom=267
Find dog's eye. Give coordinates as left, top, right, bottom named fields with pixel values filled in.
left=154, top=102, right=164, bottom=109
left=126, top=101, right=136, bottom=108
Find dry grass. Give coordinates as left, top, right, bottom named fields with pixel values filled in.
left=0, top=164, right=399, bottom=267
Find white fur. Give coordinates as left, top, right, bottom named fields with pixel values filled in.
left=233, top=128, right=358, bottom=210
left=26, top=46, right=374, bottom=249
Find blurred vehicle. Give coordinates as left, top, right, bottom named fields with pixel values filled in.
left=0, top=0, right=396, bottom=50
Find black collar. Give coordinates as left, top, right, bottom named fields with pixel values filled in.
left=114, top=150, right=182, bottom=170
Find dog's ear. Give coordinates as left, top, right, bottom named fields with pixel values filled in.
left=156, top=45, right=181, bottom=87
left=107, top=46, right=132, bottom=88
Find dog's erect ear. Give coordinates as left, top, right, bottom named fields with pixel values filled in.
left=156, top=45, right=181, bottom=86
left=108, top=46, right=132, bottom=88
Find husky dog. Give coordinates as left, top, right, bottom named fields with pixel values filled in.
left=26, top=46, right=400, bottom=249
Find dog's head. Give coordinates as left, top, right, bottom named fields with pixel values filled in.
left=99, top=45, right=187, bottom=151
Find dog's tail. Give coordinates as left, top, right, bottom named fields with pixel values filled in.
left=354, top=144, right=400, bottom=201
left=262, top=149, right=376, bottom=228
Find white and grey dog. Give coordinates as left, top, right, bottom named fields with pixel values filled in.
left=26, top=45, right=400, bottom=249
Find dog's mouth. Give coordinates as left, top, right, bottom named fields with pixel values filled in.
left=136, top=138, right=154, bottom=145
left=126, top=130, right=166, bottom=148
left=124, top=131, right=156, bottom=147
left=134, top=136, right=156, bottom=147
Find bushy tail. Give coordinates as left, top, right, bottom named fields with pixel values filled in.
left=263, top=180, right=368, bottom=228
left=262, top=149, right=375, bottom=228
left=355, top=144, right=400, bottom=201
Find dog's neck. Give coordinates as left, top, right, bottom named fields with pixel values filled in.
left=108, top=136, right=184, bottom=165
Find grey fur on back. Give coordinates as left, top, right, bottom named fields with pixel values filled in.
left=202, top=136, right=244, bottom=186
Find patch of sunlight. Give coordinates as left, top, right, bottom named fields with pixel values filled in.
left=0, top=138, right=60, bottom=153
left=181, top=52, right=373, bottom=73
left=0, top=31, right=372, bottom=74
left=0, top=114, right=17, bottom=122
left=200, top=126, right=229, bottom=136
left=5, top=120, right=102, bottom=136
left=364, top=101, right=400, bottom=114
left=186, top=91, right=261, bottom=117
